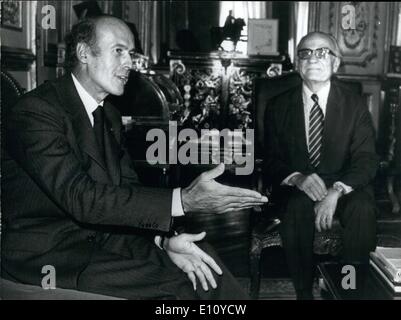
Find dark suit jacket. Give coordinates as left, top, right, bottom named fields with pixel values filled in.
left=264, top=81, right=378, bottom=195
left=1, top=74, right=173, bottom=287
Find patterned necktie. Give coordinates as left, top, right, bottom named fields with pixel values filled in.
left=93, top=106, right=105, bottom=160
left=308, top=94, right=324, bottom=168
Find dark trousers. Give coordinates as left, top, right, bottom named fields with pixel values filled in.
left=279, top=188, right=377, bottom=296
left=77, top=236, right=249, bottom=300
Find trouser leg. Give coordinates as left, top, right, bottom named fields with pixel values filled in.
left=77, top=238, right=248, bottom=300
left=336, top=189, right=377, bottom=264
left=280, top=190, right=315, bottom=297
left=195, top=242, right=249, bottom=300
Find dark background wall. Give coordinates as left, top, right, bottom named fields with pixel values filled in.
left=188, top=1, right=220, bottom=52
left=166, top=1, right=220, bottom=52
left=272, top=1, right=291, bottom=55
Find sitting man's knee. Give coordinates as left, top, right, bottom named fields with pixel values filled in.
left=287, top=189, right=314, bottom=207
left=282, top=190, right=315, bottom=223
left=345, top=190, right=375, bottom=214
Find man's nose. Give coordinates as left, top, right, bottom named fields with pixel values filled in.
left=307, top=54, right=319, bottom=63
left=122, top=53, right=133, bottom=70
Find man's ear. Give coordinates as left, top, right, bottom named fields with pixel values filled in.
left=332, top=57, right=341, bottom=73
left=76, top=42, right=90, bottom=64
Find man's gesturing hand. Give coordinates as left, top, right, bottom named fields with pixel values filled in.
left=164, top=232, right=222, bottom=292
left=290, top=173, right=328, bottom=202
left=181, top=163, right=268, bottom=214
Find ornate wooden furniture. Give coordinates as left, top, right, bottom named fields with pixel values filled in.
left=108, top=70, right=184, bottom=187
left=164, top=52, right=293, bottom=263
left=168, top=51, right=292, bottom=131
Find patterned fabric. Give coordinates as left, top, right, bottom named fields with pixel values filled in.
left=308, top=94, right=324, bottom=167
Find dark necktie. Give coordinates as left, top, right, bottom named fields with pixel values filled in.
left=309, top=94, right=324, bottom=168
left=93, top=106, right=105, bottom=160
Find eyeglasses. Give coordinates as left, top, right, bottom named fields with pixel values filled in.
left=297, top=47, right=337, bottom=60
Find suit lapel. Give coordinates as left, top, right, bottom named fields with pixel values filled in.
left=103, top=101, right=121, bottom=185
left=54, top=74, right=107, bottom=170
left=290, top=87, right=310, bottom=170
left=319, top=83, right=343, bottom=171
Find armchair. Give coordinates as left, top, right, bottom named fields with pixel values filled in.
left=1, top=70, right=25, bottom=116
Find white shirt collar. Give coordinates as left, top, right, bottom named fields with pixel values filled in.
left=71, top=73, right=104, bottom=126
left=302, top=81, right=331, bottom=114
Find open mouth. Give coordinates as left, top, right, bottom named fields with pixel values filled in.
left=116, top=75, right=129, bottom=85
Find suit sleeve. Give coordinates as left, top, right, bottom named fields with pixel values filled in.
left=5, top=96, right=173, bottom=232
left=263, top=101, right=294, bottom=186
left=340, top=97, right=379, bottom=189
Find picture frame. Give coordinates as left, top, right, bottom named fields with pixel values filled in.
left=1, top=0, right=23, bottom=31
left=247, top=19, right=279, bottom=56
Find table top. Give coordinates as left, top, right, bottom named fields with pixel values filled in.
left=318, top=262, right=401, bottom=300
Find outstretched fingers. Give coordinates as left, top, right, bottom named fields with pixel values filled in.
left=187, top=271, right=197, bottom=291
left=194, top=265, right=209, bottom=291
left=199, top=263, right=217, bottom=289
left=220, top=185, right=267, bottom=199
left=192, top=246, right=223, bottom=275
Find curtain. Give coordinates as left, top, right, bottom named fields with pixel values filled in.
left=136, top=1, right=161, bottom=64
left=397, top=3, right=401, bottom=46
left=288, top=1, right=309, bottom=64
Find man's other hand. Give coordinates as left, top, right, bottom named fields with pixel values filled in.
left=314, top=188, right=341, bottom=232
left=165, top=232, right=222, bottom=291
left=181, top=163, right=268, bottom=214
left=290, top=173, right=328, bottom=202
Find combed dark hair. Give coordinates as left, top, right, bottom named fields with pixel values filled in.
left=64, top=17, right=99, bottom=71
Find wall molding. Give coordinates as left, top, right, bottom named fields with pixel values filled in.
left=329, top=2, right=379, bottom=68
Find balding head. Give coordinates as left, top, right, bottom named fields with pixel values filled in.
left=95, top=15, right=132, bottom=38
left=64, top=15, right=134, bottom=71
left=297, top=31, right=342, bottom=58
left=66, top=15, right=135, bottom=102
left=296, top=31, right=342, bottom=92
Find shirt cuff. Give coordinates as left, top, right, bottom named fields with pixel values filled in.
left=333, top=181, right=353, bottom=195
left=172, top=187, right=185, bottom=217
left=154, top=235, right=163, bottom=250
left=281, top=172, right=302, bottom=186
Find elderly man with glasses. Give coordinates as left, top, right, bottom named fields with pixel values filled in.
left=264, top=32, right=378, bottom=299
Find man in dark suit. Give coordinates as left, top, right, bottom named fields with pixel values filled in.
left=1, top=15, right=267, bottom=299
left=264, top=32, right=378, bottom=299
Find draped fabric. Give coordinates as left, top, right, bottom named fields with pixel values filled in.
left=136, top=1, right=161, bottom=64
left=289, top=2, right=309, bottom=64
